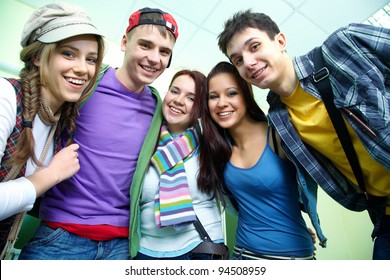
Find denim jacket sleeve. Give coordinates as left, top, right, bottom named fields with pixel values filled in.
left=292, top=155, right=328, bottom=248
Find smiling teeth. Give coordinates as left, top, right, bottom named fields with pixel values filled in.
left=252, top=67, right=266, bottom=78
left=218, top=111, right=231, bottom=116
left=143, top=66, right=157, bottom=72
left=66, top=78, right=85, bottom=85
left=171, top=107, right=181, bottom=113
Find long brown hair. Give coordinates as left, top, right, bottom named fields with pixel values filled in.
left=167, top=69, right=206, bottom=129
left=8, top=35, right=105, bottom=167
left=197, top=61, right=266, bottom=202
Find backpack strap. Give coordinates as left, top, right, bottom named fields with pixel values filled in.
left=271, top=127, right=280, bottom=157
left=312, top=47, right=367, bottom=199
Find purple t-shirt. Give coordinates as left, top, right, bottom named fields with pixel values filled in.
left=40, top=67, right=156, bottom=227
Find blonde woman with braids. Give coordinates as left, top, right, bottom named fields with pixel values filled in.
left=0, top=3, right=104, bottom=256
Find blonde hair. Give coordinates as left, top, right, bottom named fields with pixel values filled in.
left=8, top=35, right=105, bottom=167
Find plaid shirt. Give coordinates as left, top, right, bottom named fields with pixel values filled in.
left=0, top=78, right=63, bottom=254
left=0, top=78, right=26, bottom=180
left=267, top=23, right=390, bottom=238
left=0, top=78, right=26, bottom=255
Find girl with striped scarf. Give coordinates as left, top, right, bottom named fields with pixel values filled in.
left=134, top=70, right=225, bottom=260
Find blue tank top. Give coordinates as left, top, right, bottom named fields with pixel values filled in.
left=224, top=130, right=314, bottom=257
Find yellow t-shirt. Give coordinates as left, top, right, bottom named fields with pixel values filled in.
left=281, top=83, right=390, bottom=214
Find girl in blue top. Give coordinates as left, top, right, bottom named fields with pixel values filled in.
left=197, top=61, right=315, bottom=260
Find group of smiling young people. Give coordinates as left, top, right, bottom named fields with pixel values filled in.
left=1, top=2, right=389, bottom=260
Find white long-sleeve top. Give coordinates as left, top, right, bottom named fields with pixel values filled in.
left=138, top=155, right=224, bottom=258
left=0, top=78, right=53, bottom=221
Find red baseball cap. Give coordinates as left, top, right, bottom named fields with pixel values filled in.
left=126, top=7, right=178, bottom=40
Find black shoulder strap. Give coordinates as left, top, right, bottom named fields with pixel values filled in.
left=312, top=47, right=367, bottom=198
left=271, top=127, right=279, bottom=157
left=193, top=215, right=212, bottom=241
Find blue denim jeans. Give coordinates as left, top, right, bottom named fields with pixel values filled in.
left=134, top=251, right=213, bottom=260
left=373, top=215, right=390, bottom=260
left=18, top=223, right=129, bottom=260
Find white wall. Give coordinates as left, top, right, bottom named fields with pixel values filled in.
left=307, top=189, right=373, bottom=260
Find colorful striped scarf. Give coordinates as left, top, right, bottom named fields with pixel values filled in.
left=152, top=124, right=199, bottom=229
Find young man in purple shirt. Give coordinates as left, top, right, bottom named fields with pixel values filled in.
left=19, top=7, right=179, bottom=260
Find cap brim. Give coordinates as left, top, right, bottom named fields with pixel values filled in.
left=37, top=23, right=103, bottom=43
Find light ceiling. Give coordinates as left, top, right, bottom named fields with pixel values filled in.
left=13, top=0, right=390, bottom=110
